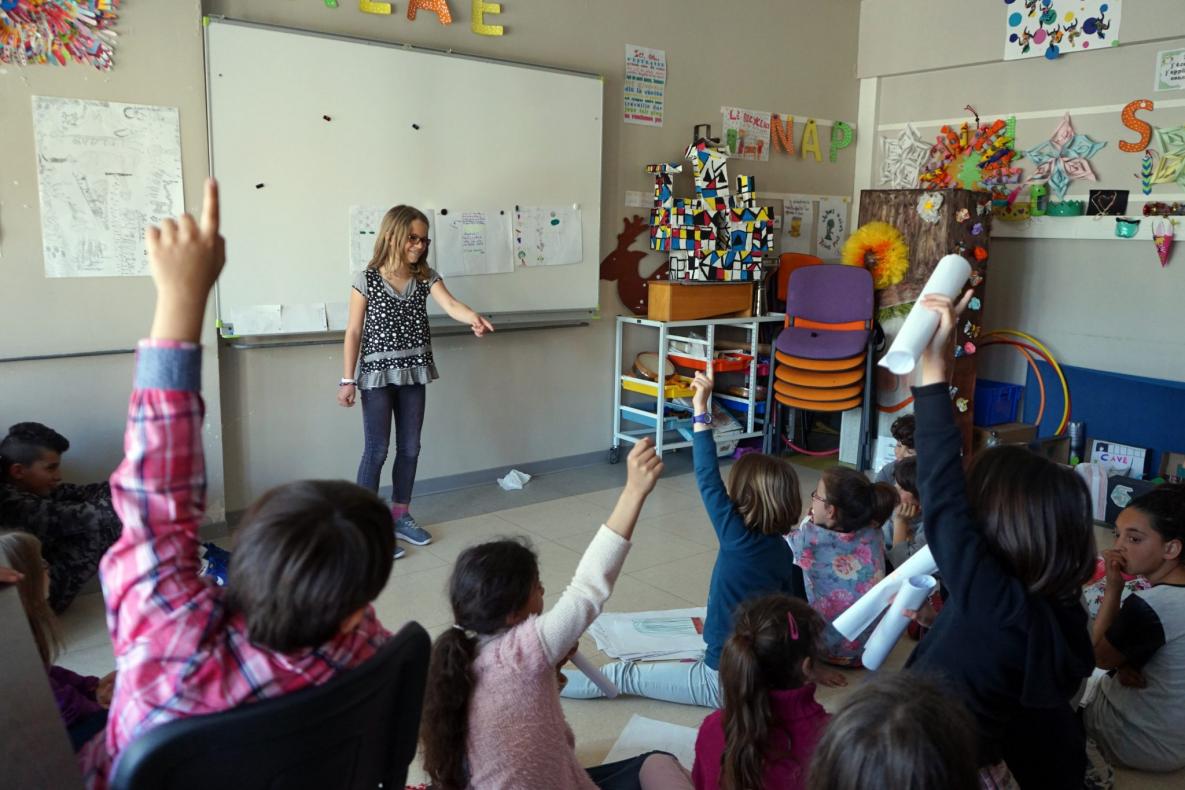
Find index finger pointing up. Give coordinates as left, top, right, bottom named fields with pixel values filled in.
left=201, top=178, right=220, bottom=236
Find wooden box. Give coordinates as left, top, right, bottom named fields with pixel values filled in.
left=647, top=282, right=754, bottom=322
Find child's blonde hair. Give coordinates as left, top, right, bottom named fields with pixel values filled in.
left=0, top=531, right=62, bottom=665
left=727, top=453, right=802, bottom=536
left=367, top=205, right=432, bottom=282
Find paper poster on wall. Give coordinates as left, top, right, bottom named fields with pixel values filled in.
left=513, top=206, right=583, bottom=266
left=32, top=96, right=183, bottom=278
left=721, top=106, right=771, bottom=161
left=1156, top=48, right=1185, bottom=91
left=815, top=198, right=849, bottom=259
left=1004, top=1, right=1121, bottom=62
left=781, top=199, right=815, bottom=255
left=432, top=209, right=513, bottom=277
left=624, top=45, right=666, bottom=127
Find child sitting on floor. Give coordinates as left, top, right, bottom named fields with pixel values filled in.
left=562, top=369, right=815, bottom=708
left=692, top=594, right=829, bottom=790
left=790, top=467, right=897, bottom=667
left=1084, top=483, right=1185, bottom=773
left=806, top=672, right=980, bottom=790
left=77, top=181, right=400, bottom=790
left=0, top=530, right=115, bottom=751
left=888, top=456, right=926, bottom=568
left=419, top=438, right=692, bottom=790
left=0, top=421, right=229, bottom=610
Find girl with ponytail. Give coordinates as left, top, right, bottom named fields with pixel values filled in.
left=692, top=594, right=828, bottom=790
left=789, top=467, right=898, bottom=669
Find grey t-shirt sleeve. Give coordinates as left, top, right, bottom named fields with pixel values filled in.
left=423, top=267, right=442, bottom=289
left=352, top=269, right=369, bottom=295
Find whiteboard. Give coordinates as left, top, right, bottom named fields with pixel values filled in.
left=205, top=18, right=604, bottom=336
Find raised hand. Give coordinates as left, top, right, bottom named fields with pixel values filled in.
left=148, top=178, right=227, bottom=342
left=690, top=369, right=714, bottom=414
left=918, top=289, right=974, bottom=386
left=625, top=437, right=664, bottom=498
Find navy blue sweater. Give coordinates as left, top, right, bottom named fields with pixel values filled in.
left=905, top=384, right=1092, bottom=788
left=695, top=430, right=799, bottom=670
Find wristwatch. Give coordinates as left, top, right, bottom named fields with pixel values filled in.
left=339, top=378, right=356, bottom=386
left=692, top=411, right=713, bottom=425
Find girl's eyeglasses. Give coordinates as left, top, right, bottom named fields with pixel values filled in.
left=810, top=491, right=827, bottom=504
left=407, top=234, right=431, bottom=248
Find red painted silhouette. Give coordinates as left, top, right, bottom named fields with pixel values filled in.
left=600, top=215, right=668, bottom=315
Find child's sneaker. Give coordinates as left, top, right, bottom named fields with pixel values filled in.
left=394, top=544, right=406, bottom=560
left=394, top=513, right=433, bottom=546
left=198, top=542, right=231, bottom=586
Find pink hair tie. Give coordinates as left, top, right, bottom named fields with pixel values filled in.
left=787, top=612, right=799, bottom=641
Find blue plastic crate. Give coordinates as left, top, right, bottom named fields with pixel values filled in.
left=974, top=379, right=1023, bottom=427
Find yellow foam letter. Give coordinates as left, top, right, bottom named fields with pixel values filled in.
left=472, top=0, right=504, bottom=35
left=359, top=0, right=392, bottom=14
left=800, top=119, right=822, bottom=162
left=408, top=0, right=453, bottom=24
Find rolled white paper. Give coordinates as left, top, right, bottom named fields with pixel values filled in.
left=571, top=651, right=620, bottom=699
left=878, top=254, right=972, bottom=375
left=860, top=574, right=937, bottom=670
left=832, top=544, right=937, bottom=640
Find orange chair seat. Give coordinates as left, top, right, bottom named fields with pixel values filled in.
left=774, top=350, right=865, bottom=372
left=774, top=365, right=864, bottom=388
left=774, top=380, right=864, bottom=402
left=775, top=392, right=863, bottom=411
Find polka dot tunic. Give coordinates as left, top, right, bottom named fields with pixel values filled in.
left=352, top=267, right=442, bottom=388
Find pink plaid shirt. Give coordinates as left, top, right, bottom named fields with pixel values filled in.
left=80, top=340, right=390, bottom=789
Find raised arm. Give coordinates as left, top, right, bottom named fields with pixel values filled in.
left=690, top=371, right=750, bottom=547
left=535, top=438, right=662, bottom=663
left=429, top=279, right=494, bottom=336
left=101, top=179, right=226, bottom=649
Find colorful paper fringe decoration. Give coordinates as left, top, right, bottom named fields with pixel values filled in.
left=841, top=221, right=910, bottom=290
left=921, top=116, right=1022, bottom=195
left=1141, top=150, right=1154, bottom=196
left=646, top=141, right=774, bottom=282
left=0, top=0, right=120, bottom=69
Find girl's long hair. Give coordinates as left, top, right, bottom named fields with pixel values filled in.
left=727, top=453, right=802, bottom=536
left=719, top=594, right=823, bottom=790
left=419, top=538, right=539, bottom=790
left=366, top=205, right=432, bottom=282
left=0, top=531, right=61, bottom=665
left=820, top=467, right=898, bottom=533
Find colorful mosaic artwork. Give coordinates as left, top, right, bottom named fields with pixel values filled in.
left=646, top=141, right=774, bottom=282
left=0, top=0, right=120, bottom=69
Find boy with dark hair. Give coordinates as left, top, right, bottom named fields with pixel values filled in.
left=80, top=181, right=397, bottom=789
left=889, top=456, right=926, bottom=567
left=1, top=422, right=125, bottom=612
left=876, top=413, right=917, bottom=565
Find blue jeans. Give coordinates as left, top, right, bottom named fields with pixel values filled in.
left=561, top=659, right=722, bottom=708
left=356, top=384, right=426, bottom=504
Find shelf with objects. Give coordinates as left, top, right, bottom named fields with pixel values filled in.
left=610, top=314, right=787, bottom=463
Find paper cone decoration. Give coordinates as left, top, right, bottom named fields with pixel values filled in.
left=1153, top=221, right=1175, bottom=268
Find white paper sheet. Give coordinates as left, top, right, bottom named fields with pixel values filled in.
left=432, top=209, right=513, bottom=277
left=224, top=304, right=282, bottom=336
left=1004, top=2, right=1122, bottom=62
left=832, top=545, right=937, bottom=641
left=878, top=254, right=972, bottom=375
left=570, top=652, right=619, bottom=699
left=32, top=96, right=184, bottom=278
left=604, top=715, right=698, bottom=771
left=587, top=607, right=707, bottom=662
left=721, top=106, right=772, bottom=161
left=513, top=206, right=583, bottom=267
left=280, top=303, right=328, bottom=334
left=782, top=199, right=815, bottom=255
left=349, top=205, right=388, bottom=272
left=325, top=301, right=350, bottom=331
left=861, top=574, right=937, bottom=670
left=624, top=45, right=666, bottom=127
left=815, top=198, right=848, bottom=258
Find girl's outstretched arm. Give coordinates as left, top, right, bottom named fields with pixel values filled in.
left=429, top=280, right=494, bottom=336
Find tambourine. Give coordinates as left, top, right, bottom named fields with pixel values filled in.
left=632, top=352, right=676, bottom=381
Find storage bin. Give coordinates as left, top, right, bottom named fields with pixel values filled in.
left=621, top=374, right=696, bottom=400
left=973, top=379, right=1023, bottom=427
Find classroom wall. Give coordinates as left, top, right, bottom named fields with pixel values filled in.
left=0, top=1, right=227, bottom=519
left=204, top=0, right=862, bottom=510
left=856, top=2, right=1185, bottom=387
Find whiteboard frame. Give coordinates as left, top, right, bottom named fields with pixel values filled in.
left=203, top=16, right=604, bottom=338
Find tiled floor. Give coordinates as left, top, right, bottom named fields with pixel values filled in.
left=57, top=455, right=1181, bottom=788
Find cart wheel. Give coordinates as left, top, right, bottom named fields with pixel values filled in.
left=608, top=446, right=621, bottom=465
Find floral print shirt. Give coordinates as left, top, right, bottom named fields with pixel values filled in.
left=788, top=519, right=886, bottom=663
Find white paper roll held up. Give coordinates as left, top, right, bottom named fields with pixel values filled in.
left=860, top=574, right=937, bottom=670
left=878, top=254, right=972, bottom=376
left=832, top=545, right=937, bottom=640
left=570, top=651, right=620, bottom=699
